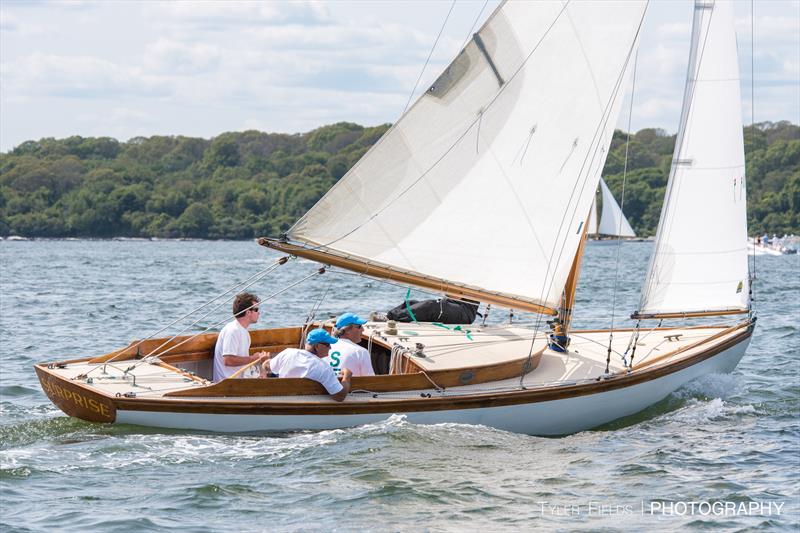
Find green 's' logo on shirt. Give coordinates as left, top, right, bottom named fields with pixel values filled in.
left=329, top=352, right=341, bottom=368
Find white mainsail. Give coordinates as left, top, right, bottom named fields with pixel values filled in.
left=597, top=178, right=636, bottom=237
left=289, top=1, right=648, bottom=311
left=637, top=0, right=749, bottom=317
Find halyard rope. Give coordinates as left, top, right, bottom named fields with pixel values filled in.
left=606, top=48, right=639, bottom=374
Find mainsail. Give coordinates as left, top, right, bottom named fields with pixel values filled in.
left=286, top=1, right=648, bottom=313
left=636, top=0, right=749, bottom=318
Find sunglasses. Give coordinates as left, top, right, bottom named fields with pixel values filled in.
left=250, top=307, right=260, bottom=313
left=318, top=342, right=331, bottom=347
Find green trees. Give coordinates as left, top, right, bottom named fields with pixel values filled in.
left=0, top=121, right=796, bottom=239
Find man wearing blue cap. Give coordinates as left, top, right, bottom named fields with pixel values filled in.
left=261, top=328, right=352, bottom=401
left=326, top=313, right=375, bottom=377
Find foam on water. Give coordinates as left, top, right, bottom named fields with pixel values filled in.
left=673, top=372, right=747, bottom=400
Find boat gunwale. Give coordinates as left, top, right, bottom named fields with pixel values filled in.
left=34, top=321, right=753, bottom=418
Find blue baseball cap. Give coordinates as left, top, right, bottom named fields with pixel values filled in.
left=336, top=313, right=367, bottom=329
left=306, top=328, right=338, bottom=345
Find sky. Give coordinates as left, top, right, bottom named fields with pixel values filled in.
left=1, top=0, right=798, bottom=153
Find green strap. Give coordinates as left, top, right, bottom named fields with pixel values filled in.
left=432, top=322, right=473, bottom=341
left=405, top=288, right=418, bottom=323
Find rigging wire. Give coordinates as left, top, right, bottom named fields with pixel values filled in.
left=605, top=49, right=639, bottom=374
left=460, top=0, right=490, bottom=50
left=139, top=258, right=290, bottom=361
left=401, top=0, right=457, bottom=115
left=141, top=267, right=327, bottom=363
left=92, top=256, right=290, bottom=372
left=749, top=0, right=757, bottom=306
left=640, top=1, right=716, bottom=306
left=295, top=1, right=573, bottom=253
left=82, top=266, right=329, bottom=381
left=518, top=2, right=651, bottom=386
left=300, top=267, right=335, bottom=346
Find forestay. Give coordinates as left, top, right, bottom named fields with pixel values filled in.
left=289, top=0, right=648, bottom=312
left=597, top=179, right=636, bottom=237
left=637, top=0, right=749, bottom=317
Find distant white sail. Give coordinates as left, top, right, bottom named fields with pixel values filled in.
left=290, top=0, right=648, bottom=312
left=597, top=179, right=636, bottom=237
left=637, top=0, right=749, bottom=317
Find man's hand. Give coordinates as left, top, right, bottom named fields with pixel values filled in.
left=330, top=368, right=353, bottom=402
left=253, top=351, right=271, bottom=362
left=259, top=352, right=274, bottom=378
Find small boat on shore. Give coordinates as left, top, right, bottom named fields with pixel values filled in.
left=748, top=236, right=797, bottom=256
left=36, top=0, right=755, bottom=435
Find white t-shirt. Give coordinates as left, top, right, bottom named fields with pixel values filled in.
left=213, top=320, right=251, bottom=382
left=270, top=348, right=343, bottom=395
left=324, top=338, right=375, bottom=376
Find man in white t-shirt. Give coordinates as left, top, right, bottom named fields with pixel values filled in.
left=212, top=292, right=268, bottom=382
left=262, top=328, right=352, bottom=402
left=325, top=313, right=375, bottom=376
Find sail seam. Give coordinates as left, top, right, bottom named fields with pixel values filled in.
left=292, top=1, right=573, bottom=252
left=530, top=3, right=650, bottom=311
left=684, top=164, right=744, bottom=170
left=520, top=1, right=651, bottom=383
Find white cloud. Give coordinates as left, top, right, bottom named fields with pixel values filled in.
left=145, top=1, right=331, bottom=31
left=142, top=39, right=222, bottom=75
left=0, top=9, right=46, bottom=36
left=3, top=53, right=170, bottom=100
left=0, top=0, right=797, bottom=151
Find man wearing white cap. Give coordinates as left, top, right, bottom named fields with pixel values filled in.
left=262, top=328, right=352, bottom=401
left=326, top=313, right=375, bottom=377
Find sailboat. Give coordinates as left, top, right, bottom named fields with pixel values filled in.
left=36, top=0, right=754, bottom=435
left=588, top=178, right=637, bottom=240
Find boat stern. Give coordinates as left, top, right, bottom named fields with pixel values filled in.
left=34, top=364, right=116, bottom=423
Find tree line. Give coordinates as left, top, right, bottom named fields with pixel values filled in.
left=1, top=121, right=797, bottom=239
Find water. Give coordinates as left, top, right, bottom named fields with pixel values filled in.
left=1, top=240, right=798, bottom=532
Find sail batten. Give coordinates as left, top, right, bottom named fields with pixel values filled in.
left=637, top=0, right=750, bottom=318
left=290, top=1, right=648, bottom=310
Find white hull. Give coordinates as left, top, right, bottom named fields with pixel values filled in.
left=748, top=246, right=786, bottom=256
left=115, top=335, right=750, bottom=435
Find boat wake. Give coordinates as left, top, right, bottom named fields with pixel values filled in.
left=673, top=372, right=747, bottom=401
left=670, top=397, right=757, bottom=424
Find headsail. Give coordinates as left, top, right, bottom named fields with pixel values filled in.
left=597, top=178, right=636, bottom=237
left=636, top=0, right=749, bottom=318
left=286, top=1, right=648, bottom=313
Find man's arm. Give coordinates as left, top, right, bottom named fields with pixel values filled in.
left=222, top=354, right=262, bottom=367
left=330, top=368, right=352, bottom=402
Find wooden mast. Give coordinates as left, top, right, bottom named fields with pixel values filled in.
left=550, top=212, right=591, bottom=351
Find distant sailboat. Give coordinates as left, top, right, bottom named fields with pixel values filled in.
left=588, top=178, right=637, bottom=239
left=36, top=0, right=754, bottom=435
